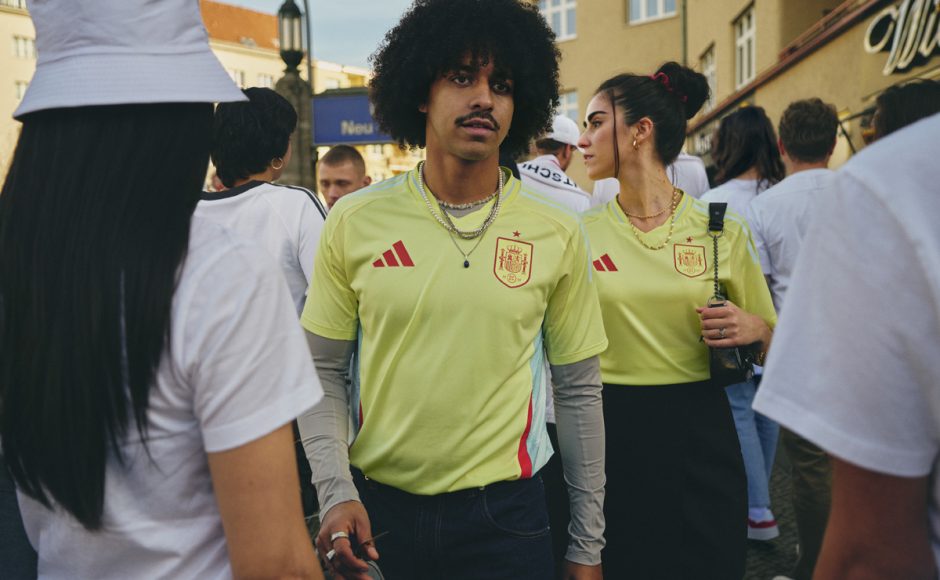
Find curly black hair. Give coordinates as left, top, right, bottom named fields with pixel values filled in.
left=369, top=0, right=560, bottom=156
left=211, top=87, right=297, bottom=187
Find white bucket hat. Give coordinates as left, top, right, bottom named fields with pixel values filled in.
left=14, top=0, right=246, bottom=119
left=545, top=115, right=581, bottom=147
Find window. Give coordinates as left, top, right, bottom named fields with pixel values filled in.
left=538, top=0, right=576, bottom=41
left=14, top=80, right=28, bottom=100
left=559, top=91, right=579, bottom=124
left=12, top=35, right=35, bottom=59
left=629, top=0, right=677, bottom=24
left=323, top=78, right=341, bottom=90
left=734, top=6, right=756, bottom=89
left=229, top=69, right=246, bottom=88
left=0, top=0, right=26, bottom=8
left=700, top=45, right=716, bottom=112
left=256, top=73, right=275, bottom=89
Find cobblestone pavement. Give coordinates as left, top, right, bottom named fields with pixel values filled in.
left=745, top=441, right=799, bottom=580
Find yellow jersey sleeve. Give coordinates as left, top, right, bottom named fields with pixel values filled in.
left=726, top=222, right=777, bottom=330
left=301, top=212, right=359, bottom=340
left=543, top=223, right=609, bottom=365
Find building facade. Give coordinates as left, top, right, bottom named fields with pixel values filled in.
left=0, top=0, right=420, bottom=188
left=534, top=0, right=940, bottom=187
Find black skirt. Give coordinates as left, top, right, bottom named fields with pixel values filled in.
left=601, top=380, right=746, bottom=580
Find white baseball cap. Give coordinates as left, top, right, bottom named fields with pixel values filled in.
left=545, top=115, right=581, bottom=147
left=14, top=0, right=246, bottom=119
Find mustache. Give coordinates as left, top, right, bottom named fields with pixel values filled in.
left=455, top=111, right=500, bottom=131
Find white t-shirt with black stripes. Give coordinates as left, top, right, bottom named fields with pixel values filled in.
left=196, top=181, right=327, bottom=314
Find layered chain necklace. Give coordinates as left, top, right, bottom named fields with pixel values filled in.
left=622, top=188, right=683, bottom=251
left=417, top=161, right=505, bottom=267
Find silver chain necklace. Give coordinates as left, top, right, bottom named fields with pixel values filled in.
left=447, top=230, right=488, bottom=268
left=416, top=161, right=504, bottom=240
left=437, top=190, right=499, bottom=210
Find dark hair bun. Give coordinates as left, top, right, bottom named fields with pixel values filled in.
left=656, top=62, right=709, bottom=119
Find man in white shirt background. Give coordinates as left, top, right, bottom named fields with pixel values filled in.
left=745, top=97, right=839, bottom=580
left=519, top=114, right=591, bottom=213
left=317, top=145, right=373, bottom=209
left=755, top=113, right=940, bottom=580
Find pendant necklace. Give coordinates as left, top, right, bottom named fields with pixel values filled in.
left=416, top=160, right=504, bottom=267
left=447, top=230, right=488, bottom=268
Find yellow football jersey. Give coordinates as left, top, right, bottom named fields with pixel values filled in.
left=302, top=167, right=607, bottom=494
left=582, top=194, right=776, bottom=386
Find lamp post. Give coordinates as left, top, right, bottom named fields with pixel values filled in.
left=275, top=0, right=315, bottom=190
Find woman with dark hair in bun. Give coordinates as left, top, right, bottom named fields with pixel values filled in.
left=578, top=62, right=777, bottom=577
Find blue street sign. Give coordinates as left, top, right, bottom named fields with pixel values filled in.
left=312, top=93, right=393, bottom=145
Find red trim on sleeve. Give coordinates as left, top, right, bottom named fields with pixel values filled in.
left=516, top=395, right=534, bottom=478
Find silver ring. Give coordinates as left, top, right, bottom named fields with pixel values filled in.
left=718, top=328, right=726, bottom=339
left=325, top=548, right=336, bottom=561
left=330, top=531, right=350, bottom=543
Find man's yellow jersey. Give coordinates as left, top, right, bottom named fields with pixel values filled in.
left=302, top=167, right=607, bottom=494
left=582, top=194, right=776, bottom=386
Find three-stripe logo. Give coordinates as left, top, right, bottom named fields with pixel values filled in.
left=373, top=240, right=415, bottom=268
left=593, top=254, right=618, bottom=272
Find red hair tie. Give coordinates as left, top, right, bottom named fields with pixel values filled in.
left=650, top=72, right=687, bottom=103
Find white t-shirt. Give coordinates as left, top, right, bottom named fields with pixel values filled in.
left=753, top=114, right=940, bottom=566
left=196, top=181, right=327, bottom=314
left=518, top=155, right=591, bottom=213
left=745, top=168, right=835, bottom=311
left=18, top=218, right=324, bottom=580
left=591, top=152, right=711, bottom=207
left=700, top=177, right=772, bottom=217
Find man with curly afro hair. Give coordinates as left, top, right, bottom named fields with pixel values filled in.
left=297, top=2, right=607, bottom=579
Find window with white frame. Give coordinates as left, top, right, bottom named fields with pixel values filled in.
left=228, top=69, right=246, bottom=88
left=734, top=6, right=756, bottom=89
left=700, top=45, right=716, bottom=111
left=256, top=74, right=275, bottom=89
left=558, top=91, right=579, bottom=124
left=629, top=0, right=677, bottom=24
left=538, top=0, right=576, bottom=41
left=14, top=80, right=28, bottom=100
left=12, top=35, right=35, bottom=59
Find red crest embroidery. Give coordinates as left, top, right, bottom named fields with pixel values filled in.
left=493, top=237, right=533, bottom=288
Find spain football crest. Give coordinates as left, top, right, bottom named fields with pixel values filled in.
left=494, top=237, right=533, bottom=288
left=673, top=243, right=707, bottom=278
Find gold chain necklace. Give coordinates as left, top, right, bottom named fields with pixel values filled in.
left=624, top=189, right=683, bottom=251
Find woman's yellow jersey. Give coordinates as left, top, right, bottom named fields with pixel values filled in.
left=582, top=194, right=776, bottom=386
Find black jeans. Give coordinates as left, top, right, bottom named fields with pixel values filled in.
left=353, top=469, right=553, bottom=580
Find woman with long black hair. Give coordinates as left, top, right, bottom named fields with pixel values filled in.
left=578, top=63, right=777, bottom=578
left=702, top=105, right=786, bottom=543
left=0, top=1, right=324, bottom=578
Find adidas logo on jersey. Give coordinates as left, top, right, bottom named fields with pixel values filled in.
left=592, top=254, right=618, bottom=272
left=373, top=240, right=415, bottom=268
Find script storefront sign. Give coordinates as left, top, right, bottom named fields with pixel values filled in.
left=865, top=0, right=940, bottom=75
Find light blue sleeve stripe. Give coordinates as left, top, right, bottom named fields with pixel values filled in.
left=527, top=329, right=554, bottom=474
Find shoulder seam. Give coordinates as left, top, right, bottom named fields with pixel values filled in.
left=273, top=183, right=328, bottom=220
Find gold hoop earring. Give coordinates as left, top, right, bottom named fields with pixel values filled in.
left=271, top=158, right=284, bottom=170
left=632, top=137, right=639, bottom=151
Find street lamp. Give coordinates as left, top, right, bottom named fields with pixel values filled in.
left=278, top=0, right=304, bottom=73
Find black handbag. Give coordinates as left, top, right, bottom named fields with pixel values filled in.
left=706, top=203, right=760, bottom=387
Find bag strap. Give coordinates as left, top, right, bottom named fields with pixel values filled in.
left=708, top=202, right=727, bottom=234
left=708, top=202, right=728, bottom=301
